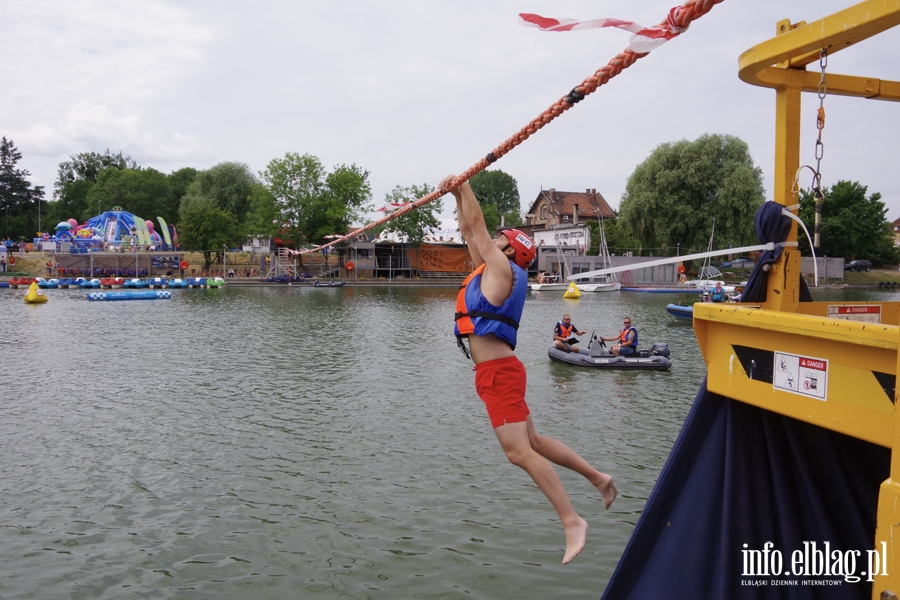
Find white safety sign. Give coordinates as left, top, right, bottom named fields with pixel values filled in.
left=827, top=304, right=881, bottom=323
left=773, top=352, right=828, bottom=401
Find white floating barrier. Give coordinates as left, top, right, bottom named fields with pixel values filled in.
left=87, top=291, right=172, bottom=301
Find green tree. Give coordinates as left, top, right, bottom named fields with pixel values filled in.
left=46, top=180, right=92, bottom=226
left=177, top=206, right=243, bottom=270
left=50, top=149, right=139, bottom=227
left=797, top=180, right=898, bottom=266
left=261, top=153, right=326, bottom=251
left=382, top=184, right=442, bottom=245
left=618, top=134, right=765, bottom=254
left=501, top=209, right=524, bottom=229
left=84, top=168, right=173, bottom=222
left=0, top=137, right=45, bottom=241
left=244, top=184, right=280, bottom=238
left=469, top=169, right=522, bottom=227
left=310, top=163, right=373, bottom=241
left=167, top=167, right=198, bottom=217
left=54, top=149, right=138, bottom=200
left=261, top=153, right=372, bottom=248
left=476, top=201, right=525, bottom=234
left=469, top=169, right=521, bottom=213
left=179, top=162, right=258, bottom=222
left=482, top=202, right=501, bottom=235
left=586, top=217, right=640, bottom=256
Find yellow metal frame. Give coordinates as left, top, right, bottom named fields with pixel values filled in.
left=694, top=2, right=900, bottom=596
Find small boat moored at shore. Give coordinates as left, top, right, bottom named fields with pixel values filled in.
left=124, top=278, right=148, bottom=289
left=577, top=281, right=622, bottom=293
left=8, top=277, right=35, bottom=289
left=100, top=277, right=125, bottom=289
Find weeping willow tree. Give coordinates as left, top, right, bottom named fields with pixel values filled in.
left=618, top=134, right=765, bottom=256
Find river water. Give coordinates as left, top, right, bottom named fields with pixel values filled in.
left=0, top=284, right=890, bottom=599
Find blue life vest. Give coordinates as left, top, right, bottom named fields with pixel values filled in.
left=454, top=262, right=528, bottom=350
left=620, top=326, right=638, bottom=348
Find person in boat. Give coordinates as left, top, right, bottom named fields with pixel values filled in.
left=443, top=174, right=616, bottom=565
left=601, top=318, right=638, bottom=357
left=711, top=281, right=725, bottom=302
left=553, top=314, right=586, bottom=352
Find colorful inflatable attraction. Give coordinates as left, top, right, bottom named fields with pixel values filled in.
left=35, top=208, right=177, bottom=252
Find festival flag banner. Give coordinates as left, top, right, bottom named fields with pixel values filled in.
left=406, top=243, right=472, bottom=273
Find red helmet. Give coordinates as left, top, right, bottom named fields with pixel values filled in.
left=501, top=228, right=536, bottom=270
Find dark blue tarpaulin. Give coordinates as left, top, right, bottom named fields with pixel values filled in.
left=741, top=201, right=813, bottom=304
left=601, top=381, right=889, bottom=599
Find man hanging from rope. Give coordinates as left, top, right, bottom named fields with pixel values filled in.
left=443, top=174, right=617, bottom=564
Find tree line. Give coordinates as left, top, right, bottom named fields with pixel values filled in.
left=612, top=134, right=897, bottom=266
left=0, top=140, right=525, bottom=267
left=1, top=134, right=895, bottom=266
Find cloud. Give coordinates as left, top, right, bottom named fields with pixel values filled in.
left=2, top=0, right=898, bottom=220
left=3, top=123, right=70, bottom=156
left=5, top=102, right=211, bottom=161
left=1, top=1, right=212, bottom=108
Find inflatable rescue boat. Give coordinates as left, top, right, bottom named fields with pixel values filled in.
left=548, top=335, right=672, bottom=370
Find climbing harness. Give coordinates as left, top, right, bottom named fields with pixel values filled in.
left=301, top=0, right=725, bottom=255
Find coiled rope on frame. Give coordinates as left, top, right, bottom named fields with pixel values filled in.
left=301, top=0, right=724, bottom=255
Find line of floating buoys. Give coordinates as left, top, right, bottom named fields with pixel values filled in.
left=878, top=281, right=899, bottom=288
left=87, top=291, right=172, bottom=301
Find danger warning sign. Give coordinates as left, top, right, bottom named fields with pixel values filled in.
left=773, top=351, right=828, bottom=401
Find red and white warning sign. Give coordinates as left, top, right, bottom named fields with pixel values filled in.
left=773, top=352, right=828, bottom=401
left=827, top=304, right=882, bottom=323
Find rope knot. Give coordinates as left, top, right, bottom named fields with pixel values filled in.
left=564, top=88, right=586, bottom=105
left=667, top=6, right=690, bottom=34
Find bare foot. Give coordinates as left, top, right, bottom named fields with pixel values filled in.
left=562, top=517, right=588, bottom=564
left=594, top=474, right=618, bottom=510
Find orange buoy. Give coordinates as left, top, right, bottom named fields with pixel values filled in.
left=677, top=265, right=686, bottom=274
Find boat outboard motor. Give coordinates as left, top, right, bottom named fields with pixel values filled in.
left=650, top=342, right=670, bottom=357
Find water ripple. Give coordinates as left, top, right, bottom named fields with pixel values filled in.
left=6, top=285, right=873, bottom=597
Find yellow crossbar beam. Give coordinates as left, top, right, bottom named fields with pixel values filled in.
left=739, top=0, right=900, bottom=101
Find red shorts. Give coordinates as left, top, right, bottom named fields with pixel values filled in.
left=474, top=356, right=531, bottom=428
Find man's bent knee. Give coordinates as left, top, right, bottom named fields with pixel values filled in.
left=501, top=445, right=527, bottom=466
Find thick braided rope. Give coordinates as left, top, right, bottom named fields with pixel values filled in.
left=302, top=0, right=724, bottom=255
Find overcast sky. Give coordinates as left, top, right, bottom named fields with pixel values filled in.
left=2, top=0, right=898, bottom=230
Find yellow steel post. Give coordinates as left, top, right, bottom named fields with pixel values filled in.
left=721, top=4, right=900, bottom=597
left=762, top=81, right=802, bottom=314
left=874, top=330, right=900, bottom=596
